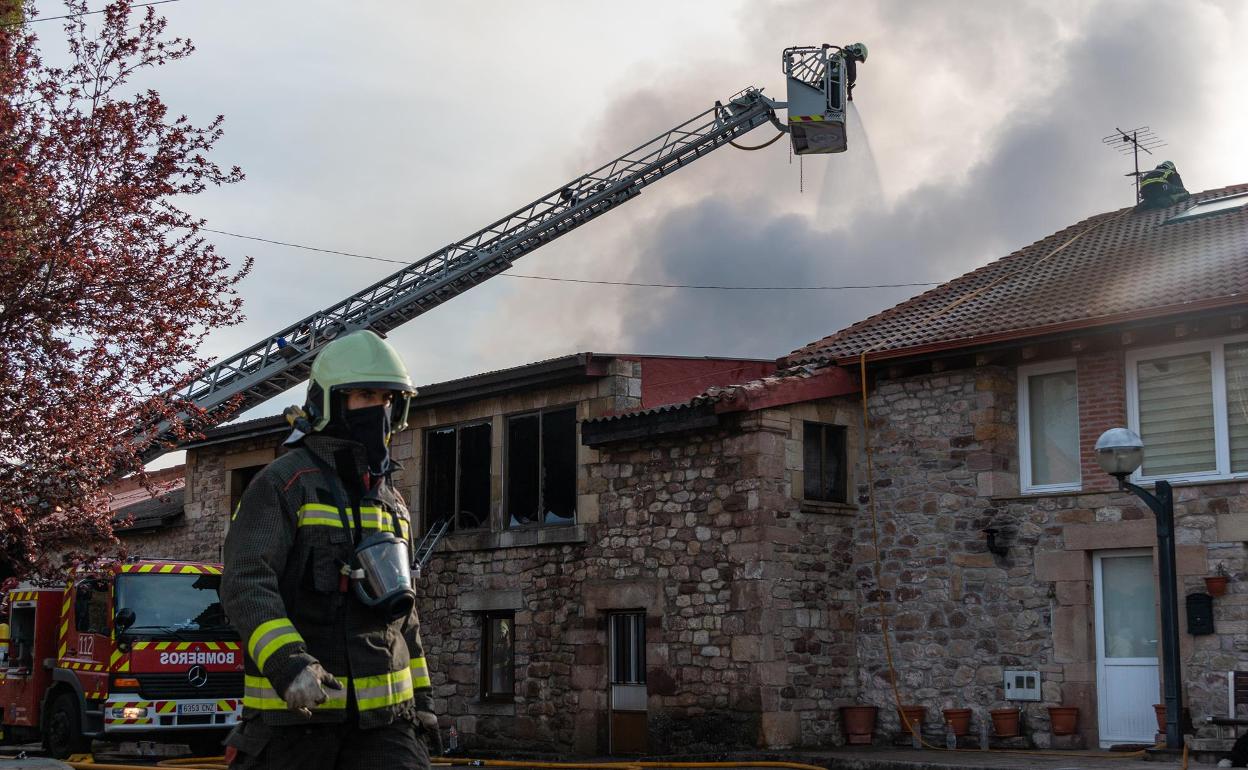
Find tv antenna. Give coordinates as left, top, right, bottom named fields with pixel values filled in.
left=1102, top=126, right=1166, bottom=203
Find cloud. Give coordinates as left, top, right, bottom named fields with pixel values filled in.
left=610, top=0, right=1244, bottom=359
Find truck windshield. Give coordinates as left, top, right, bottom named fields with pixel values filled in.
left=114, top=573, right=238, bottom=640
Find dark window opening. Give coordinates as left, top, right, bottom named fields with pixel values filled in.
left=229, top=465, right=264, bottom=515
left=507, top=408, right=576, bottom=528
left=609, top=612, right=646, bottom=685
left=803, top=422, right=847, bottom=503
left=481, top=612, right=515, bottom=701
left=424, top=422, right=492, bottom=532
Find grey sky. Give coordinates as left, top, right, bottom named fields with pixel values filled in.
left=37, top=0, right=1244, bottom=460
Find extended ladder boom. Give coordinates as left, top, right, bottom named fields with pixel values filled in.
left=139, top=89, right=781, bottom=458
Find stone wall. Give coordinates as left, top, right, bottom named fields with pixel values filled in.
left=125, top=438, right=279, bottom=562
left=854, top=360, right=1248, bottom=747
left=418, top=404, right=861, bottom=753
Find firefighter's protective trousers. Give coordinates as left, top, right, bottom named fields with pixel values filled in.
left=221, top=434, right=432, bottom=731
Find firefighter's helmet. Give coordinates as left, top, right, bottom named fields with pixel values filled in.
left=303, top=330, right=417, bottom=433
left=844, top=42, right=868, bottom=62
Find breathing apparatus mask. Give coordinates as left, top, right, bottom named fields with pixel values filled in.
left=351, top=530, right=416, bottom=619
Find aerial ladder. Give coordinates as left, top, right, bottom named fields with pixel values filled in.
left=136, top=44, right=864, bottom=465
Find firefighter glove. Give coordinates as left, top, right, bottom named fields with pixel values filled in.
left=285, top=661, right=343, bottom=717
left=415, top=710, right=443, bottom=754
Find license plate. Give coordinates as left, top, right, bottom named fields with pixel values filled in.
left=177, top=703, right=216, bottom=715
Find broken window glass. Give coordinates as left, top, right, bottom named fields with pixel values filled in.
left=506, top=408, right=577, bottom=528
left=457, top=423, right=491, bottom=530
left=542, top=408, right=576, bottom=525
left=424, top=422, right=492, bottom=532
left=803, top=422, right=847, bottom=503
left=506, top=414, right=540, bottom=527
left=424, top=427, right=457, bottom=529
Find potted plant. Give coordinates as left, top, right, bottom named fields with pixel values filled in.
left=1205, top=563, right=1230, bottom=597
left=840, top=705, right=878, bottom=745
left=990, top=707, right=1021, bottom=737
left=941, top=707, right=972, bottom=736
left=896, top=705, right=926, bottom=736
left=1048, top=705, right=1079, bottom=735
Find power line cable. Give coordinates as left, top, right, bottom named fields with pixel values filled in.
left=199, top=227, right=942, bottom=292
left=3, top=0, right=184, bottom=26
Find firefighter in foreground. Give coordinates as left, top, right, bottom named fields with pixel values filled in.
left=221, top=330, right=434, bottom=769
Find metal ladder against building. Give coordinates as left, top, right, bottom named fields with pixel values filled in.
left=412, top=516, right=451, bottom=578
left=135, top=88, right=784, bottom=460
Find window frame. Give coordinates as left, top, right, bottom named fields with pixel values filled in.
left=422, top=419, right=493, bottom=532
left=800, top=421, right=849, bottom=505
left=503, top=405, right=578, bottom=529
left=1017, top=359, right=1082, bottom=494
left=1126, top=335, right=1248, bottom=484
left=480, top=611, right=515, bottom=703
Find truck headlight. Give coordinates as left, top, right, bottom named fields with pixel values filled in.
left=112, top=707, right=148, bottom=719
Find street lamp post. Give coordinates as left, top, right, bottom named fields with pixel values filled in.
left=1094, top=428, right=1183, bottom=750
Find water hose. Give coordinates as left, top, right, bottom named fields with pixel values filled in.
left=730, top=130, right=785, bottom=151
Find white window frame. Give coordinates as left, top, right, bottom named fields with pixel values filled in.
left=1018, top=359, right=1082, bottom=494
left=1125, top=334, right=1248, bottom=484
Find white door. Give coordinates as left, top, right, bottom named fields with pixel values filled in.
left=1094, top=551, right=1160, bottom=746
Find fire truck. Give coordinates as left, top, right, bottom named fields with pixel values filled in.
left=0, top=560, right=242, bottom=758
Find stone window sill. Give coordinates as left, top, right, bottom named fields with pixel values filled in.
left=799, top=499, right=857, bottom=515
left=441, top=524, right=589, bottom=553
left=466, top=700, right=515, bottom=716
left=992, top=476, right=1248, bottom=503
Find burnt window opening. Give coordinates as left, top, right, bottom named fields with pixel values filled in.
left=506, top=407, right=576, bottom=528
left=229, top=465, right=265, bottom=516
left=424, top=422, right=492, bottom=533
left=609, top=612, right=646, bottom=685
left=481, top=612, right=515, bottom=702
left=803, top=421, right=848, bottom=504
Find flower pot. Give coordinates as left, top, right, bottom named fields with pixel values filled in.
left=1153, top=703, right=1166, bottom=733
left=1205, top=575, right=1229, bottom=597
left=896, top=705, right=926, bottom=734
left=941, top=708, right=972, bottom=736
left=1048, top=706, right=1079, bottom=735
left=840, top=705, right=878, bottom=745
left=990, top=708, right=1020, bottom=737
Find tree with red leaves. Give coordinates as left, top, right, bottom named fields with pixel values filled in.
left=0, top=0, right=250, bottom=579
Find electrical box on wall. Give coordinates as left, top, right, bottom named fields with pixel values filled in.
left=1004, top=669, right=1042, bottom=701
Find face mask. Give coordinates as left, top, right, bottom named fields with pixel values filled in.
left=344, top=404, right=391, bottom=475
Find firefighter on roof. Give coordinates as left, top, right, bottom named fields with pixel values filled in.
left=1138, top=160, right=1190, bottom=209
left=221, top=330, right=435, bottom=770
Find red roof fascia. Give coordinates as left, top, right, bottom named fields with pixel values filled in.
left=831, top=293, right=1248, bottom=366
left=712, top=366, right=859, bottom=414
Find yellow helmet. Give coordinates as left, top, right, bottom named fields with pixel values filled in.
left=303, top=330, right=417, bottom=433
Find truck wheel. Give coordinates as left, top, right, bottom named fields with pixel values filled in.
left=44, top=692, right=91, bottom=759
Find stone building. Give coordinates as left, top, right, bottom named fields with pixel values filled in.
left=768, top=182, right=1248, bottom=750
left=122, top=184, right=1248, bottom=755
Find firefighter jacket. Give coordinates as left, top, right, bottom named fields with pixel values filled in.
left=1140, top=166, right=1187, bottom=203
left=221, top=433, right=432, bottom=729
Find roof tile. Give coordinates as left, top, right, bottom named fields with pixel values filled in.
left=786, top=184, right=1248, bottom=365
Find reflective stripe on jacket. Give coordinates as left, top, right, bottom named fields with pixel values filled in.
left=221, top=433, right=432, bottom=728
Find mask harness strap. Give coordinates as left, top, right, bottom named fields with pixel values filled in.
left=303, top=449, right=366, bottom=591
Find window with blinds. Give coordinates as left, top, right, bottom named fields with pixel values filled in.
left=1137, top=352, right=1215, bottom=476
left=1129, top=338, right=1248, bottom=481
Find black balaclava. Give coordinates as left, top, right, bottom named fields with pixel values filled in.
left=322, top=392, right=392, bottom=477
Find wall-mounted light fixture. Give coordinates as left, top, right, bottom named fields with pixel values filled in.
left=981, top=527, right=1009, bottom=557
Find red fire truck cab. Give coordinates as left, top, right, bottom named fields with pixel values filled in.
left=0, top=560, right=242, bottom=758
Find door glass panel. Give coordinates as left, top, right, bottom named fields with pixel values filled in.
left=1101, top=556, right=1156, bottom=659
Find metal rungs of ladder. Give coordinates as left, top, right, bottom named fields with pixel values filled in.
left=412, top=517, right=451, bottom=577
